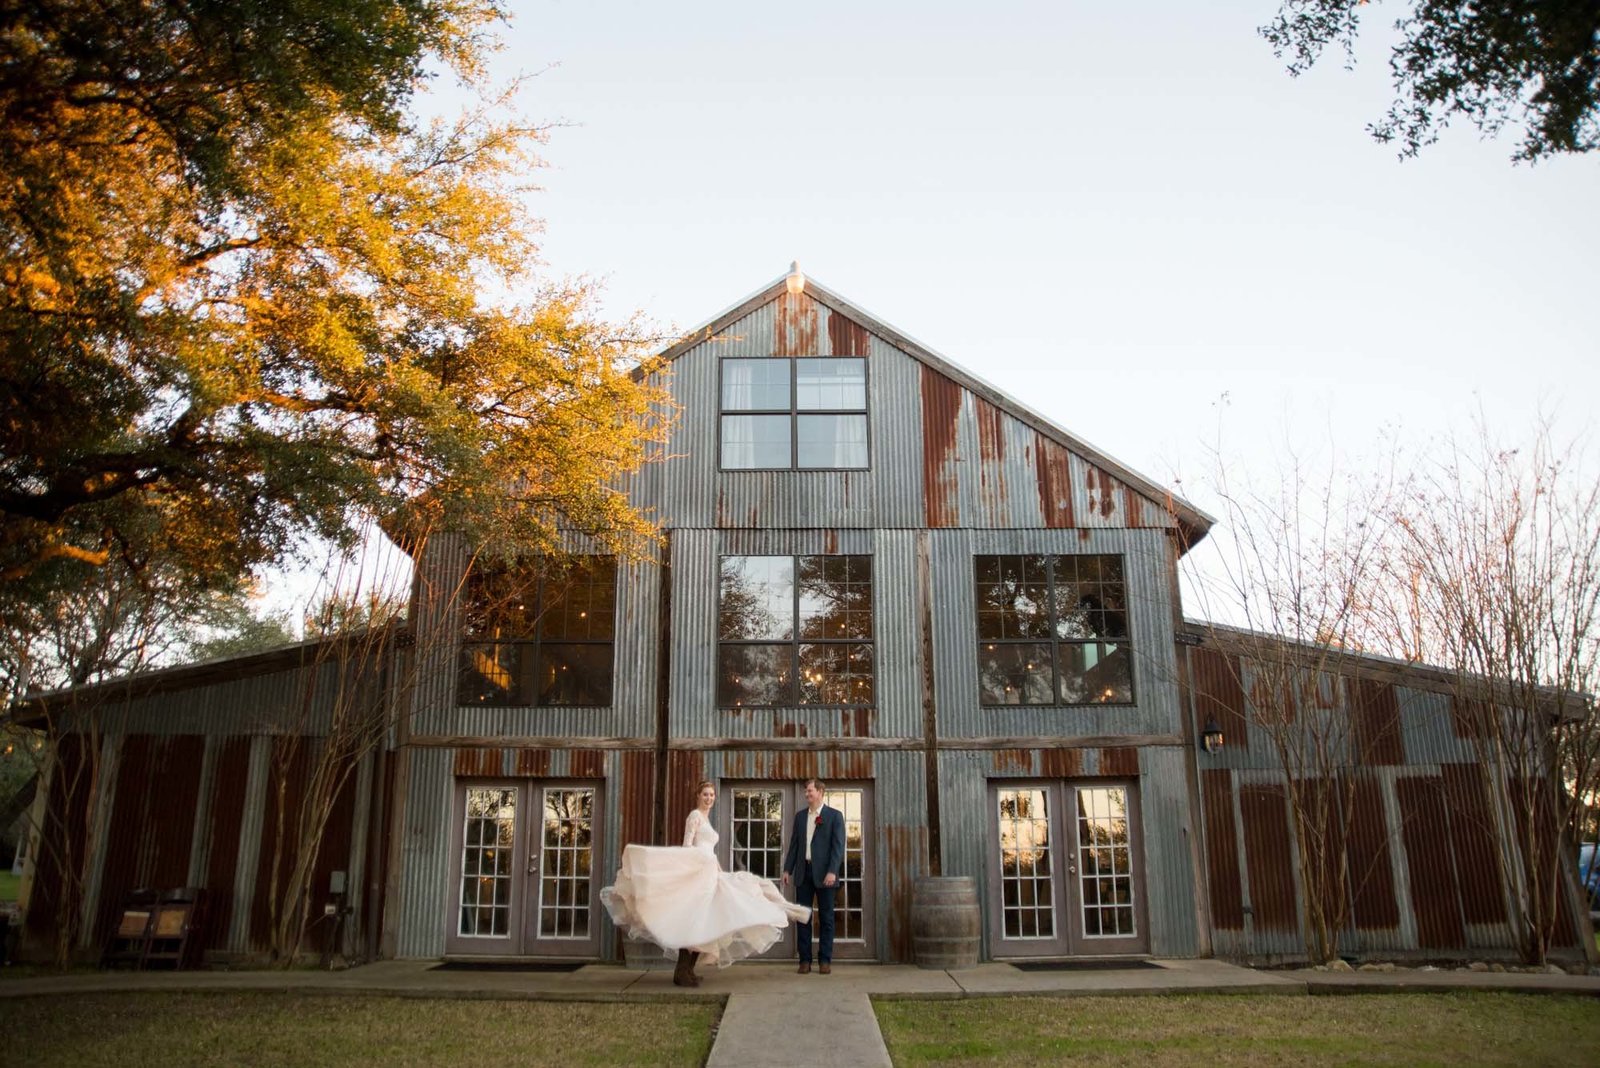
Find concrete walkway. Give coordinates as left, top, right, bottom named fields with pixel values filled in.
left=4, top=957, right=1598, bottom=1066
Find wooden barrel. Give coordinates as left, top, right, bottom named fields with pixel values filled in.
left=910, top=876, right=981, bottom=969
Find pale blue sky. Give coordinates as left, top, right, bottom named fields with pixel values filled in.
left=494, top=0, right=1595, bottom=488
left=269, top=1, right=1597, bottom=615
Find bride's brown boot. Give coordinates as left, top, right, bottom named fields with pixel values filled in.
left=673, top=948, right=698, bottom=987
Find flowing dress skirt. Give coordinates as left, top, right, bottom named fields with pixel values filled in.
left=600, top=844, right=811, bottom=966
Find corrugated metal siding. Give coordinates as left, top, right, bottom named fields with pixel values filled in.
left=396, top=746, right=455, bottom=958
left=1397, top=775, right=1467, bottom=949
left=1238, top=780, right=1302, bottom=955
left=1138, top=746, right=1201, bottom=957
left=930, top=528, right=1181, bottom=740
left=202, top=736, right=252, bottom=950
left=629, top=290, right=1182, bottom=533
left=92, top=735, right=204, bottom=948
left=22, top=735, right=94, bottom=950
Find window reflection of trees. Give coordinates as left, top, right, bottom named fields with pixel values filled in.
left=976, top=554, right=1133, bottom=706
left=458, top=558, right=616, bottom=706
left=718, top=555, right=874, bottom=706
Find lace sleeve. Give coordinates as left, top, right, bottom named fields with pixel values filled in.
left=682, top=809, right=702, bottom=847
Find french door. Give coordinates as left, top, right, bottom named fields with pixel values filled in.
left=987, top=781, right=1147, bottom=957
left=445, top=780, right=603, bottom=957
left=720, top=782, right=874, bottom=959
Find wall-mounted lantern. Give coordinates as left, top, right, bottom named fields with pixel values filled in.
left=1201, top=719, right=1225, bottom=755
left=785, top=261, right=806, bottom=295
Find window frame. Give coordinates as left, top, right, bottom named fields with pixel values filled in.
left=716, top=553, right=876, bottom=708
left=456, top=556, right=617, bottom=708
left=717, top=356, right=871, bottom=471
left=974, top=553, right=1135, bottom=707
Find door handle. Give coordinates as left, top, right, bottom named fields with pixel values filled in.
left=527, top=854, right=539, bottom=875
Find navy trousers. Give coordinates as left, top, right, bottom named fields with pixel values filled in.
left=795, top=870, right=837, bottom=964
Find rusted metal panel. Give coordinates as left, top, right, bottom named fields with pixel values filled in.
left=1100, top=747, right=1140, bottom=777
left=514, top=748, right=552, bottom=777
left=1352, top=678, right=1404, bottom=765
left=94, top=735, right=203, bottom=947
left=1201, top=769, right=1244, bottom=929
left=773, top=289, right=818, bottom=356
left=920, top=365, right=962, bottom=528
left=1038, top=748, right=1085, bottom=778
left=454, top=748, right=502, bottom=777
left=1239, top=784, right=1298, bottom=933
left=203, top=736, right=253, bottom=949
left=1396, top=776, right=1466, bottom=949
left=22, top=734, right=94, bottom=951
left=1346, top=774, right=1400, bottom=930
left=619, top=750, right=657, bottom=848
left=827, top=309, right=870, bottom=357
left=1190, top=648, right=1250, bottom=756
left=568, top=749, right=606, bottom=779
left=1439, top=763, right=1506, bottom=926
left=1033, top=437, right=1075, bottom=529
left=1078, top=460, right=1123, bottom=525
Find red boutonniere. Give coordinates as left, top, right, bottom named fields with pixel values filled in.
left=814, top=815, right=823, bottom=827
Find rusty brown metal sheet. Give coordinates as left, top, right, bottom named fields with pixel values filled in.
left=989, top=749, right=1034, bottom=774
left=1352, top=678, right=1404, bottom=765
left=94, top=735, right=204, bottom=946
left=202, top=737, right=252, bottom=951
left=1506, top=775, right=1576, bottom=946
left=826, top=310, right=869, bottom=356
left=23, top=734, right=94, bottom=949
left=1439, top=764, right=1506, bottom=925
left=879, top=823, right=927, bottom=962
left=1346, top=774, right=1400, bottom=930
left=773, top=290, right=818, bottom=356
left=514, top=749, right=551, bottom=777
left=1038, top=748, right=1085, bottom=778
left=619, top=750, right=656, bottom=849
left=1033, top=437, right=1075, bottom=528
left=1239, top=784, right=1298, bottom=933
left=920, top=365, right=961, bottom=528
left=455, top=748, right=503, bottom=777
left=665, top=750, right=707, bottom=818
left=568, top=749, right=606, bottom=779
left=1100, top=747, right=1140, bottom=777
left=250, top=739, right=359, bottom=954
left=1201, top=769, right=1244, bottom=930
left=1396, top=776, right=1466, bottom=949
left=1084, top=465, right=1120, bottom=521
left=1190, top=648, right=1250, bottom=754
left=1449, top=696, right=1487, bottom=739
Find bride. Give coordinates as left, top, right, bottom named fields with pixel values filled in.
left=601, top=781, right=811, bottom=986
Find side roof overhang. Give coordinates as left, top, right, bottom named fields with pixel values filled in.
left=655, top=267, right=1214, bottom=551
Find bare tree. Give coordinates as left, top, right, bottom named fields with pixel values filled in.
left=1383, top=418, right=1600, bottom=965
left=1183, top=437, right=1405, bottom=964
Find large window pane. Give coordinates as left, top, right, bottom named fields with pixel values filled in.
left=721, top=358, right=791, bottom=410
left=799, top=642, right=874, bottom=705
left=718, top=644, right=792, bottom=706
left=536, top=643, right=613, bottom=706
left=796, top=414, right=868, bottom=468
left=721, top=414, right=791, bottom=469
left=459, top=642, right=528, bottom=704
left=719, top=556, right=795, bottom=640
left=978, top=642, right=1054, bottom=705
left=797, top=555, right=873, bottom=640
left=539, top=559, right=617, bottom=640
left=975, top=555, right=1052, bottom=639
left=796, top=358, right=866, bottom=410
left=1058, top=641, right=1132, bottom=704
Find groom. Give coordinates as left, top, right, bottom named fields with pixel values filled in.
left=781, top=777, right=846, bottom=974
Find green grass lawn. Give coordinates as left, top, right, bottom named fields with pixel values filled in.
left=876, top=992, right=1600, bottom=1067
left=1, top=992, right=719, bottom=1068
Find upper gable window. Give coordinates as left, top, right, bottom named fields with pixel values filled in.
left=720, top=357, right=869, bottom=470
left=458, top=557, right=616, bottom=707
left=975, top=554, right=1133, bottom=706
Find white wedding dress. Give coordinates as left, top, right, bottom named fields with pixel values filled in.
left=600, top=810, right=811, bottom=966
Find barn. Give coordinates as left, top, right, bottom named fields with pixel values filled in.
left=12, top=267, right=1594, bottom=967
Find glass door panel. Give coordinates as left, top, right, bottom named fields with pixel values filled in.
left=456, top=786, right=519, bottom=942
left=824, top=788, right=868, bottom=945
left=989, top=781, right=1146, bottom=958
left=530, top=785, right=599, bottom=955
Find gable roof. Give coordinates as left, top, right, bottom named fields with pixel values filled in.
left=659, top=266, right=1214, bottom=549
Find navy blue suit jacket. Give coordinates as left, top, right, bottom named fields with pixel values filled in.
left=784, top=804, right=845, bottom=886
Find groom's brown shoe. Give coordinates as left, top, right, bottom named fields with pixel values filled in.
left=819, top=963, right=831, bottom=975
left=797, top=962, right=811, bottom=974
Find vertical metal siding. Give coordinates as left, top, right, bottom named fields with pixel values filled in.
left=396, top=746, right=455, bottom=958
left=1139, top=746, right=1201, bottom=957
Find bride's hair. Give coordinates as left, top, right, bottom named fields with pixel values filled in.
left=695, top=779, right=715, bottom=796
